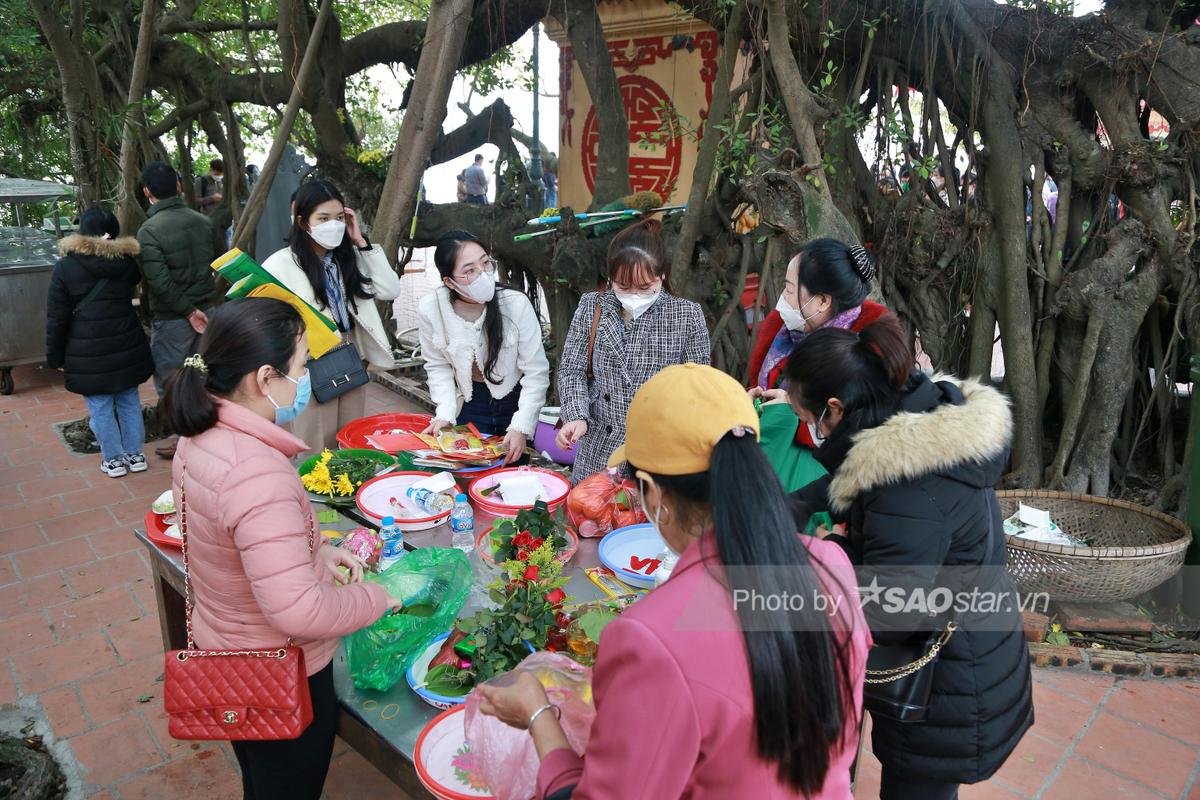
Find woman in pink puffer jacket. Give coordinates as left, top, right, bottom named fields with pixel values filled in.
left=162, top=298, right=401, bottom=800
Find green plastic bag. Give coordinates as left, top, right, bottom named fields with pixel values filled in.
left=346, top=547, right=472, bottom=691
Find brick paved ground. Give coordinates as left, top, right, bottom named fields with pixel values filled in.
left=2, top=362, right=1199, bottom=799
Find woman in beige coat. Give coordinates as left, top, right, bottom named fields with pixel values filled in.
left=260, top=180, right=401, bottom=451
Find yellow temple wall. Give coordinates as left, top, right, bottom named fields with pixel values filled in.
left=545, top=1, right=728, bottom=210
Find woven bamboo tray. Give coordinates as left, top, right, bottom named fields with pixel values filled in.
left=997, top=490, right=1191, bottom=603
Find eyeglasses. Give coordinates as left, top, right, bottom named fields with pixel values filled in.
left=812, top=406, right=829, bottom=445
left=454, top=257, right=498, bottom=284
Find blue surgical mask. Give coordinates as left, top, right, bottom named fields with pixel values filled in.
left=268, top=368, right=311, bottom=425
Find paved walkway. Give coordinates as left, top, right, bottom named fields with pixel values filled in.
left=2, top=363, right=1198, bottom=799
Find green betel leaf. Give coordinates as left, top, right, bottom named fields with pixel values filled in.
left=424, top=664, right=473, bottom=696
left=578, top=607, right=618, bottom=643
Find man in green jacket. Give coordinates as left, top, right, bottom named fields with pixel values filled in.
left=136, top=161, right=219, bottom=458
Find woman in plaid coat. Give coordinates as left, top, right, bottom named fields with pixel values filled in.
left=556, top=220, right=711, bottom=483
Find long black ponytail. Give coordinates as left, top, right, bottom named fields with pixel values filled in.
left=638, top=434, right=858, bottom=793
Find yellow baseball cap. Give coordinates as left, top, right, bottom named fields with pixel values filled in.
left=607, top=363, right=760, bottom=475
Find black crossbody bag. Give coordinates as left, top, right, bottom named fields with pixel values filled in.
left=307, top=341, right=369, bottom=404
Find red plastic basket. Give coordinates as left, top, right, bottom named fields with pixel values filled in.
left=336, top=412, right=433, bottom=452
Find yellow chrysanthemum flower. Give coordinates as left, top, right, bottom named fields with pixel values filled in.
left=302, top=461, right=334, bottom=496
left=333, top=473, right=356, bottom=497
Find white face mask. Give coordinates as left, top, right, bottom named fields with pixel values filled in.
left=308, top=219, right=346, bottom=249
left=776, top=293, right=821, bottom=332
left=638, top=478, right=680, bottom=558
left=615, top=289, right=660, bottom=319
left=452, top=270, right=496, bottom=304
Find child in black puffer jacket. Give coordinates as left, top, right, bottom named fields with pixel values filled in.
left=46, top=206, right=154, bottom=477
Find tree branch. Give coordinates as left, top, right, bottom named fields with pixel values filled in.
left=764, top=0, right=831, bottom=200
left=233, top=0, right=335, bottom=251
left=373, top=0, right=475, bottom=262
left=158, top=18, right=277, bottom=34
left=117, top=0, right=159, bottom=232
left=550, top=0, right=630, bottom=206
left=671, top=2, right=744, bottom=295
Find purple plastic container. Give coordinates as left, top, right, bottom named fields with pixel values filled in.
left=533, top=407, right=576, bottom=465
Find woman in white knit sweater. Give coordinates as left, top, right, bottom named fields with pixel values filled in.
left=416, top=231, right=549, bottom=464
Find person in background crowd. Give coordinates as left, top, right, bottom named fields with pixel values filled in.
left=464, top=154, right=489, bottom=204
left=46, top=206, right=154, bottom=478
left=417, top=230, right=549, bottom=464
left=542, top=169, right=558, bottom=209
left=456, top=172, right=468, bottom=203
left=555, top=219, right=710, bottom=483
left=195, top=158, right=224, bottom=216
left=478, top=363, right=870, bottom=799
left=746, top=239, right=887, bottom=492
left=136, top=160, right=219, bottom=460
left=162, top=298, right=403, bottom=800
left=786, top=313, right=1034, bottom=800
left=260, top=179, right=401, bottom=452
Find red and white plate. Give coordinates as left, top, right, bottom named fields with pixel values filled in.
left=144, top=510, right=182, bottom=550
left=414, top=706, right=494, bottom=800
left=355, top=471, right=452, bottom=530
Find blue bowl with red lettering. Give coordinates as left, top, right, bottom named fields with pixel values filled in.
left=598, top=523, right=668, bottom=589
left=407, top=633, right=470, bottom=710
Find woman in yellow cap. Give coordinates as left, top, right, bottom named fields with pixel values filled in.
left=477, top=363, right=871, bottom=799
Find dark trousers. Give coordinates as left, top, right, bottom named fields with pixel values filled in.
left=457, top=381, right=520, bottom=436
left=231, top=664, right=337, bottom=800
left=466, top=194, right=487, bottom=204
left=880, top=764, right=959, bottom=800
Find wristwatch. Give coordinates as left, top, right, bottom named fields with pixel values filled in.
left=357, top=235, right=372, bottom=252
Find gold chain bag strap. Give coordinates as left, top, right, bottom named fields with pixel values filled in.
left=865, top=621, right=957, bottom=684
left=162, top=461, right=316, bottom=740
left=862, top=494, right=1001, bottom=722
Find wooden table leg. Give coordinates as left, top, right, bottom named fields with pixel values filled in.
left=151, top=560, right=189, bottom=651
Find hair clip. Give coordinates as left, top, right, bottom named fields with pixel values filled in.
left=183, top=354, right=208, bottom=373
left=848, top=244, right=877, bottom=282
left=730, top=425, right=752, bottom=438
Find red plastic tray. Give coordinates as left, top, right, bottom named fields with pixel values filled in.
left=336, top=412, right=433, bottom=452
left=144, top=510, right=182, bottom=550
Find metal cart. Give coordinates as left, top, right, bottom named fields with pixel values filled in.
left=0, top=178, right=74, bottom=394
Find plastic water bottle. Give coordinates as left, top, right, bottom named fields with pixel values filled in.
left=377, top=516, right=406, bottom=571
left=653, top=547, right=679, bottom=588
left=449, top=493, right=475, bottom=553
left=406, top=486, right=455, bottom=515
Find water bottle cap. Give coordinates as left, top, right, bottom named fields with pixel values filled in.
left=455, top=493, right=467, bottom=501
left=381, top=516, right=395, bottom=526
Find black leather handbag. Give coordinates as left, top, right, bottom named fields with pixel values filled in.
left=307, top=342, right=369, bottom=404
left=863, top=620, right=956, bottom=722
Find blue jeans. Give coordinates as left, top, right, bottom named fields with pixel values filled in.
left=85, top=388, right=145, bottom=461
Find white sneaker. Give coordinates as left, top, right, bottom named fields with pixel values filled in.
left=101, top=459, right=128, bottom=478
left=123, top=453, right=149, bottom=473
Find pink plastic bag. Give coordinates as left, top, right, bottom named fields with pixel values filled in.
left=464, top=652, right=595, bottom=800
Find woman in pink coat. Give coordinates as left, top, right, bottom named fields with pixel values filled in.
left=478, top=364, right=871, bottom=799
left=162, top=298, right=401, bottom=800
